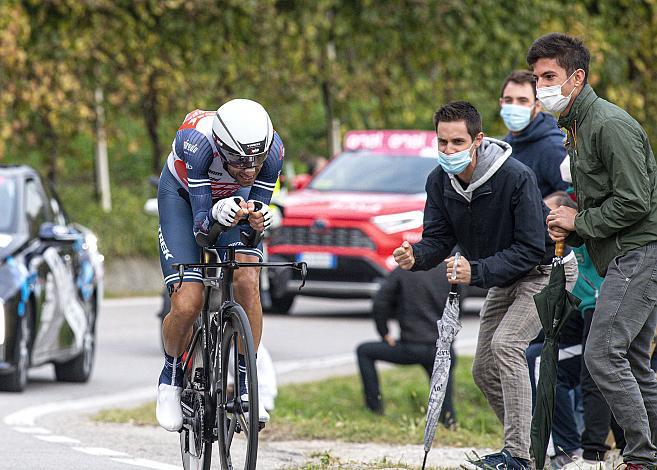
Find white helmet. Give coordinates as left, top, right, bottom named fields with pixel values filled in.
left=211, top=99, right=274, bottom=168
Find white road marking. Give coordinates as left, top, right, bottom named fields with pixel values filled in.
left=103, top=297, right=160, bottom=308
left=273, top=343, right=478, bottom=376
left=112, top=458, right=181, bottom=470
left=12, top=426, right=51, bottom=434
left=4, top=385, right=179, bottom=469
left=36, top=435, right=81, bottom=444
left=274, top=353, right=354, bottom=374
left=4, top=386, right=154, bottom=426
left=73, top=447, right=130, bottom=457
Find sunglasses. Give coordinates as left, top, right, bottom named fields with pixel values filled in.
left=220, top=147, right=268, bottom=169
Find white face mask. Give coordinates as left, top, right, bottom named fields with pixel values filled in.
left=536, top=71, right=577, bottom=114
left=560, top=155, right=571, bottom=183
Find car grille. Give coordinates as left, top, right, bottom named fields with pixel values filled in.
left=269, top=226, right=376, bottom=250
left=271, top=254, right=386, bottom=283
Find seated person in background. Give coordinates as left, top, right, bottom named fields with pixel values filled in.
left=356, top=264, right=457, bottom=428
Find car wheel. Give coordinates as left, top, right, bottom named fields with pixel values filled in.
left=0, top=303, right=32, bottom=392
left=54, top=302, right=96, bottom=383
left=267, top=292, right=295, bottom=315
left=264, top=255, right=296, bottom=315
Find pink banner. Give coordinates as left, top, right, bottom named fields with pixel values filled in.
left=343, top=130, right=437, bottom=155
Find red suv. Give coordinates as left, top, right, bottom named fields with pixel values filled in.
left=266, top=130, right=439, bottom=313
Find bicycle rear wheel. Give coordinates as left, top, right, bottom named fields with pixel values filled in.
left=216, top=305, right=259, bottom=470
left=180, top=322, right=213, bottom=470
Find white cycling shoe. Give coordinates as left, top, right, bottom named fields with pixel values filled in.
left=241, top=393, right=270, bottom=423
left=157, top=383, right=183, bottom=431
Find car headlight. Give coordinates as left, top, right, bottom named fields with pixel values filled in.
left=0, top=300, right=4, bottom=347
left=85, top=233, right=98, bottom=253
left=371, top=210, right=424, bottom=234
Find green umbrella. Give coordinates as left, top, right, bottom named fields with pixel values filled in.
left=530, top=241, right=581, bottom=469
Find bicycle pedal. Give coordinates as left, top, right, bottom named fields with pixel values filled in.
left=258, top=422, right=266, bottom=432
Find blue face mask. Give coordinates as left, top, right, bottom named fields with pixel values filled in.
left=500, top=104, right=533, bottom=132
left=437, top=143, right=474, bottom=174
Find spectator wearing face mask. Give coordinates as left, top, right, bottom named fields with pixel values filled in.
left=393, top=100, right=578, bottom=470
left=500, top=70, right=569, bottom=198
left=530, top=33, right=657, bottom=469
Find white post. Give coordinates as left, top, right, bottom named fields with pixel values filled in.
left=94, top=86, right=111, bottom=212
left=331, top=118, right=341, bottom=156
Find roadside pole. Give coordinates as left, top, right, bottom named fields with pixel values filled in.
left=94, top=86, right=111, bottom=212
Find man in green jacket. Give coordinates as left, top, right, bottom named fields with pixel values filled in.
left=527, top=33, right=657, bottom=469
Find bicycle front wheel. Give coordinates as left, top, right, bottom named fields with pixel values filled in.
left=216, top=304, right=259, bottom=470
left=180, top=322, right=213, bottom=470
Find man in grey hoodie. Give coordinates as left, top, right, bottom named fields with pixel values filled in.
left=394, top=101, right=577, bottom=470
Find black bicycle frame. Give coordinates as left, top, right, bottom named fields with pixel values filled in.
left=175, top=245, right=307, bottom=385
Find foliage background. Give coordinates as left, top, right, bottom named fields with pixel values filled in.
left=1, top=0, right=654, bottom=258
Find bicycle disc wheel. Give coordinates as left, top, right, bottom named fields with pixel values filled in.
left=216, top=305, right=259, bottom=470
left=180, top=322, right=213, bottom=470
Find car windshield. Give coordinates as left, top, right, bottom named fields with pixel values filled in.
left=0, top=175, right=17, bottom=233
left=308, top=152, right=437, bottom=194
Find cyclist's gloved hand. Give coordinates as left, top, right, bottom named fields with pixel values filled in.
left=246, top=200, right=272, bottom=232
left=212, top=196, right=248, bottom=227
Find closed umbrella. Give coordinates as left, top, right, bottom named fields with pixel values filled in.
left=530, top=241, right=581, bottom=469
left=421, top=253, right=462, bottom=470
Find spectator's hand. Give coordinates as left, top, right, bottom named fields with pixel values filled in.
left=383, top=334, right=396, bottom=347
left=393, top=241, right=415, bottom=270
left=546, top=206, right=577, bottom=241
left=212, top=196, right=248, bottom=227
left=445, top=255, right=471, bottom=285
left=246, top=200, right=272, bottom=232
left=547, top=225, right=570, bottom=242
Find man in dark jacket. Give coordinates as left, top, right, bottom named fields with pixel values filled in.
left=355, top=264, right=456, bottom=428
left=393, top=101, right=577, bottom=470
left=500, top=70, right=569, bottom=197
left=529, top=33, right=657, bottom=469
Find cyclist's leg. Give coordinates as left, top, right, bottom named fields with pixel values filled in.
left=215, top=244, right=264, bottom=349
left=217, top=211, right=264, bottom=351
left=162, top=284, right=204, bottom=355
left=214, top=191, right=265, bottom=350
left=156, top=165, right=205, bottom=431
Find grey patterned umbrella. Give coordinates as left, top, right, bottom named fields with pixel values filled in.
left=421, top=253, right=462, bottom=470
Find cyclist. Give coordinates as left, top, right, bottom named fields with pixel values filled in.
left=156, top=99, right=284, bottom=431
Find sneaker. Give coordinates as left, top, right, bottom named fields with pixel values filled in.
left=561, top=456, right=605, bottom=470
left=156, top=383, right=183, bottom=431
left=462, top=449, right=529, bottom=470
left=240, top=393, right=270, bottom=423
left=552, top=454, right=578, bottom=470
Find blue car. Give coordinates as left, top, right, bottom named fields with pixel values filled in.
left=0, top=164, right=104, bottom=391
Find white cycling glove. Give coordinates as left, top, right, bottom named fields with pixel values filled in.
left=212, top=196, right=245, bottom=227
left=249, top=200, right=273, bottom=231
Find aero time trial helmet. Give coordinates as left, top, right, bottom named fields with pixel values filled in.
left=211, top=99, right=274, bottom=169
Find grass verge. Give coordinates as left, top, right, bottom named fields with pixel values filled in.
left=285, top=451, right=446, bottom=469
left=93, top=356, right=502, bottom=449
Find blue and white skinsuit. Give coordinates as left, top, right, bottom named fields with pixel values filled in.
left=157, top=109, right=284, bottom=289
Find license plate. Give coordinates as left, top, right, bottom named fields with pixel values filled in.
left=296, top=252, right=336, bottom=269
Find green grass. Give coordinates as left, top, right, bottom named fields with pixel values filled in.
left=93, top=357, right=502, bottom=449
left=285, top=451, right=446, bottom=469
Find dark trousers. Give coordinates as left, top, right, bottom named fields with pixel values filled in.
left=526, top=342, right=583, bottom=455
left=356, top=340, right=456, bottom=424
left=581, top=308, right=626, bottom=461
